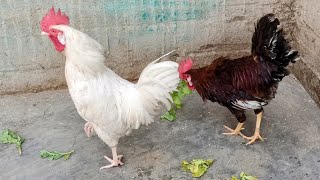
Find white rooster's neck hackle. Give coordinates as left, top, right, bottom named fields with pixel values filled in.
left=61, top=25, right=107, bottom=75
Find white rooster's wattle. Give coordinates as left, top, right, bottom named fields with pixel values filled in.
left=40, top=8, right=179, bottom=169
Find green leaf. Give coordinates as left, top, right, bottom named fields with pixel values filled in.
left=161, top=107, right=177, bottom=121
left=181, top=159, right=214, bottom=178
left=179, top=80, right=188, bottom=89
left=0, top=129, right=25, bottom=155
left=161, top=80, right=193, bottom=122
left=169, top=108, right=176, bottom=119
left=40, top=150, right=74, bottom=160
left=173, top=95, right=182, bottom=106
left=231, top=176, right=240, bottom=180
left=177, top=91, right=186, bottom=99
left=231, top=172, right=258, bottom=180
left=161, top=112, right=174, bottom=121
left=179, top=81, right=192, bottom=94
left=63, top=152, right=73, bottom=160
left=182, top=84, right=192, bottom=95
left=181, top=160, right=190, bottom=171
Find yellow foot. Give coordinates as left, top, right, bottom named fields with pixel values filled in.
left=222, top=125, right=245, bottom=136
left=100, top=155, right=124, bottom=170
left=241, top=132, right=266, bottom=145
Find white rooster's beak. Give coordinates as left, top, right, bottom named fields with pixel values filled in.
left=41, top=32, right=49, bottom=36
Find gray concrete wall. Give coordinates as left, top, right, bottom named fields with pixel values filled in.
left=291, top=0, right=320, bottom=106
left=0, top=0, right=290, bottom=95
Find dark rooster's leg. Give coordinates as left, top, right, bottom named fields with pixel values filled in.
left=241, top=110, right=265, bottom=145
left=223, top=123, right=245, bottom=135
left=100, top=147, right=124, bottom=170
left=223, top=110, right=246, bottom=136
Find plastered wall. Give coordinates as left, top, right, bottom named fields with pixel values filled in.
left=0, top=0, right=291, bottom=94
left=291, top=0, right=320, bottom=106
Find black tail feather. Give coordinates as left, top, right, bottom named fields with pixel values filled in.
left=252, top=13, right=299, bottom=82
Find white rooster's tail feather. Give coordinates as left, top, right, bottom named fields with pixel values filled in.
left=133, top=51, right=179, bottom=127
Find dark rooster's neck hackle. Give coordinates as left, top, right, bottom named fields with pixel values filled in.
left=186, top=66, right=215, bottom=101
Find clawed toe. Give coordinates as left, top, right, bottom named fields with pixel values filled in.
left=245, top=133, right=266, bottom=145
left=222, top=123, right=265, bottom=145
left=223, top=125, right=235, bottom=133
left=100, top=155, right=124, bottom=170
left=222, top=124, right=244, bottom=136
left=104, top=155, right=123, bottom=162
left=221, top=111, right=267, bottom=145
left=100, top=163, right=118, bottom=170
left=100, top=160, right=124, bottom=170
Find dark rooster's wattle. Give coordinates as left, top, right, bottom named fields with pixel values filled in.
left=179, top=14, right=300, bottom=145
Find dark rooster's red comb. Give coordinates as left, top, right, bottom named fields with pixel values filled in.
left=40, top=7, right=69, bottom=33
left=178, top=58, right=193, bottom=78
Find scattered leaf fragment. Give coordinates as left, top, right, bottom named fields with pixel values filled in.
left=0, top=129, right=25, bottom=155
left=161, top=108, right=176, bottom=121
left=40, top=150, right=74, bottom=160
left=161, top=81, right=192, bottom=121
left=231, top=172, right=258, bottom=180
left=181, top=159, right=214, bottom=178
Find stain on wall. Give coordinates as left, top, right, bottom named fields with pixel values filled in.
left=105, top=0, right=215, bottom=22
left=103, top=0, right=221, bottom=35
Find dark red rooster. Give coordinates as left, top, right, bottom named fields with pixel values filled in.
left=179, top=14, right=299, bottom=145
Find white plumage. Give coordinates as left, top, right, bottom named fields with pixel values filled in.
left=50, top=25, right=179, bottom=169
left=231, top=100, right=268, bottom=110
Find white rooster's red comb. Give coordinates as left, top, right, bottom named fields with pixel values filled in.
left=178, top=58, right=193, bottom=78
left=40, top=7, right=69, bottom=33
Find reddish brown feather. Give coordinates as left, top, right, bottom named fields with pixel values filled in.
left=186, top=56, right=275, bottom=103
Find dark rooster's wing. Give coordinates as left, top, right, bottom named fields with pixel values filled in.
left=207, top=57, right=271, bottom=111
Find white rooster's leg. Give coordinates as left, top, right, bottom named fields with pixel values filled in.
left=100, top=147, right=124, bottom=170
left=84, top=122, right=94, bottom=137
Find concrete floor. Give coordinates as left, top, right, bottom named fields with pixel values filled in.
left=0, top=75, right=320, bottom=180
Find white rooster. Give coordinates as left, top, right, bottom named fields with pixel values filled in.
left=40, top=7, right=179, bottom=169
